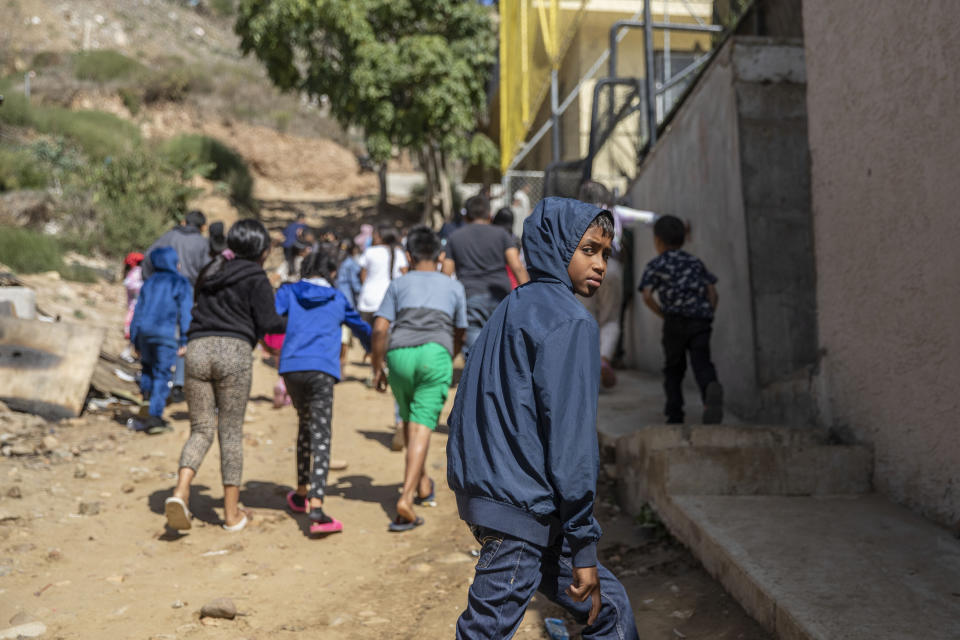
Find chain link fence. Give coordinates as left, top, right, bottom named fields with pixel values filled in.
left=501, top=170, right=544, bottom=237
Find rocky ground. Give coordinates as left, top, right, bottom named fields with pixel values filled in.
left=0, top=273, right=770, bottom=640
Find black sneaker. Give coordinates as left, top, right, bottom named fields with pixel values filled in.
left=169, top=386, right=186, bottom=404
left=702, top=381, right=724, bottom=424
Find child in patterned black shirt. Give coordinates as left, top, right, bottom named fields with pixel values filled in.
left=639, top=215, right=723, bottom=424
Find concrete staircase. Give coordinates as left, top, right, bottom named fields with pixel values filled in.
left=613, top=424, right=960, bottom=639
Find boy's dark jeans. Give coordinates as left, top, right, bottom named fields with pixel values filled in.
left=662, top=314, right=718, bottom=423
left=456, top=525, right=638, bottom=640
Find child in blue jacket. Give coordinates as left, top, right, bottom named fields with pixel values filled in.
left=276, top=244, right=372, bottom=535
left=129, top=247, right=193, bottom=434
left=447, top=197, right=639, bottom=639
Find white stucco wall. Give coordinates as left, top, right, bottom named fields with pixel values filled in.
left=803, top=0, right=960, bottom=527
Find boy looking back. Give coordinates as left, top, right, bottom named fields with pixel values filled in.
left=448, top=198, right=638, bottom=639
left=639, top=215, right=723, bottom=424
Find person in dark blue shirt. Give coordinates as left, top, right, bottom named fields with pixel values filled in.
left=281, top=213, right=309, bottom=272
left=639, top=214, right=723, bottom=424
left=448, top=197, right=639, bottom=639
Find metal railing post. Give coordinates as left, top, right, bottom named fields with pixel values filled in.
left=643, top=0, right=657, bottom=147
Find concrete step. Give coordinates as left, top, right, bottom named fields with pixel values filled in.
left=662, top=494, right=960, bottom=640
left=614, top=424, right=864, bottom=514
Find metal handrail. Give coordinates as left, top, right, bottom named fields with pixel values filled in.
left=607, top=17, right=722, bottom=147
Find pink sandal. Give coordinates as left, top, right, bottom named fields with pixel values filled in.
left=310, top=518, right=343, bottom=535
left=286, top=491, right=308, bottom=513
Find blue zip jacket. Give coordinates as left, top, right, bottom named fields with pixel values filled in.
left=275, top=278, right=372, bottom=380
left=447, top=197, right=605, bottom=568
left=130, top=247, right=192, bottom=348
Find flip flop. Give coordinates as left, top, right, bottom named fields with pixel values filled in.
left=286, top=490, right=308, bottom=513
left=309, top=518, right=344, bottom=535
left=164, top=496, right=192, bottom=530
left=413, top=478, right=437, bottom=507
left=222, top=513, right=249, bottom=532
left=388, top=516, right=424, bottom=532
left=146, top=424, right=173, bottom=435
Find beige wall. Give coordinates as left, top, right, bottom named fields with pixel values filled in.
left=803, top=1, right=960, bottom=528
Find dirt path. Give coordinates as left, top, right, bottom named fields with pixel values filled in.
left=0, top=291, right=768, bottom=640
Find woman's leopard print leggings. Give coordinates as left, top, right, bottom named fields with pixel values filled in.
left=178, top=336, right=252, bottom=486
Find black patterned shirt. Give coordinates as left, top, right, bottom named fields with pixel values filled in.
left=639, top=249, right=717, bottom=319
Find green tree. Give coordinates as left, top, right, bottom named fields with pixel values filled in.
left=235, top=0, right=498, bottom=224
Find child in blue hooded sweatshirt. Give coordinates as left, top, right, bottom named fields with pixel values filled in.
left=448, top=197, right=639, bottom=639
left=276, top=244, right=372, bottom=535
left=129, top=246, right=193, bottom=434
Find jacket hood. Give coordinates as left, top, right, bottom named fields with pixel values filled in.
left=149, top=246, right=180, bottom=273
left=521, top=197, right=606, bottom=288
left=198, top=257, right=264, bottom=292
left=288, top=280, right=338, bottom=309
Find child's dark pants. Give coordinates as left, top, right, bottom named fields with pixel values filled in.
left=456, top=525, right=638, bottom=640
left=283, top=371, right=336, bottom=501
left=662, top=314, right=718, bottom=423
left=138, top=339, right=178, bottom=418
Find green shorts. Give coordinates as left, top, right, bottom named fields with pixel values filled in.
left=386, top=342, right=453, bottom=430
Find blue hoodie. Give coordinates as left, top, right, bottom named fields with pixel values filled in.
left=130, top=247, right=193, bottom=348
left=275, top=278, right=372, bottom=380
left=447, top=197, right=605, bottom=568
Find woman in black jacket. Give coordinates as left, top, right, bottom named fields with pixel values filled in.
left=164, top=219, right=286, bottom=532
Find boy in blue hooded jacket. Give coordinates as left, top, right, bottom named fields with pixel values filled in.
left=129, top=246, right=193, bottom=433
left=448, top=197, right=639, bottom=639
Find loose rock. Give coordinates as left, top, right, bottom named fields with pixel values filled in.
left=8, top=612, right=35, bottom=625
left=0, top=510, right=20, bottom=522
left=41, top=435, right=58, bottom=451
left=5, top=486, right=21, bottom=499
left=74, top=464, right=87, bottom=479
left=121, top=483, right=134, bottom=494
left=0, top=621, right=47, bottom=639
left=200, top=597, right=237, bottom=620
left=78, top=501, right=100, bottom=516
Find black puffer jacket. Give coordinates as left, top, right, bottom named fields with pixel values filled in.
left=188, top=258, right=286, bottom=346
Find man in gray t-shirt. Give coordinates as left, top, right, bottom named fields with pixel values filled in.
left=376, top=271, right=467, bottom=357
left=442, top=195, right=529, bottom=357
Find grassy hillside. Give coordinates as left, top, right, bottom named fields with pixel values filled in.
left=0, top=0, right=359, bottom=265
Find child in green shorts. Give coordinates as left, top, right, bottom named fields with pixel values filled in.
left=371, top=225, right=467, bottom=531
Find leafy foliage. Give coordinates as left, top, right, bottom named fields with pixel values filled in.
left=235, top=0, right=498, bottom=167
left=79, top=150, right=198, bottom=253
left=161, top=134, right=256, bottom=213
left=0, top=226, right=64, bottom=273
left=0, top=147, right=50, bottom=191
left=0, top=87, right=140, bottom=159
left=73, top=50, right=146, bottom=82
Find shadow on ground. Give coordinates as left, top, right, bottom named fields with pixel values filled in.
left=326, top=474, right=400, bottom=519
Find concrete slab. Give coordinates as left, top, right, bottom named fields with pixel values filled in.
left=614, top=423, right=840, bottom=513
left=0, top=287, right=36, bottom=320
left=0, top=317, right=105, bottom=418
left=665, top=494, right=960, bottom=640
